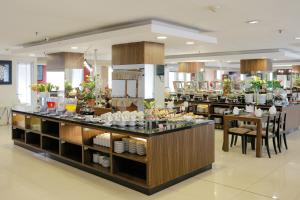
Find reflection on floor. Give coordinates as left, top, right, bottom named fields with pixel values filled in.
left=1, top=125, right=300, bottom=200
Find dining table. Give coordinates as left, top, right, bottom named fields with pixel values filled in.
left=222, top=113, right=266, bottom=158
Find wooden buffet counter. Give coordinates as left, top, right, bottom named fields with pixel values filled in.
left=11, top=109, right=215, bottom=195
left=174, top=100, right=300, bottom=132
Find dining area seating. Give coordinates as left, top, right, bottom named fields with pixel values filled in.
left=223, top=110, right=288, bottom=158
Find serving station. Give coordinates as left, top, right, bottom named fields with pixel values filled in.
left=11, top=108, right=214, bottom=195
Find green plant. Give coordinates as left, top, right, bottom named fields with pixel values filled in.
left=267, top=80, right=283, bottom=89
left=64, top=81, right=73, bottom=97
left=31, top=83, right=59, bottom=92
left=144, top=100, right=156, bottom=109
left=250, top=76, right=266, bottom=91
left=294, top=77, right=300, bottom=88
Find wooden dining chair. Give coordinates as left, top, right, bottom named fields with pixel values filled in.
left=278, top=112, right=288, bottom=150
left=245, top=115, right=278, bottom=158
left=228, top=120, right=252, bottom=154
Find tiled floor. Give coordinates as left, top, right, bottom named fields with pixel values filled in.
left=1, top=125, right=300, bottom=200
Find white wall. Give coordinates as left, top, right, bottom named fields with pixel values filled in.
left=0, top=55, right=36, bottom=106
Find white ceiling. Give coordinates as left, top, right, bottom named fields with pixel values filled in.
left=1, top=0, right=300, bottom=66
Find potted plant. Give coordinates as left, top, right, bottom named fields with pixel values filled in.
left=249, top=76, right=267, bottom=104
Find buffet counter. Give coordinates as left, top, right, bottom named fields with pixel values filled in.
left=173, top=100, right=300, bottom=132
left=11, top=108, right=215, bottom=195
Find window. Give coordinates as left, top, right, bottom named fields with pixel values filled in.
left=108, top=66, right=113, bottom=89
left=47, top=71, right=65, bottom=91
left=168, top=72, right=176, bottom=92
left=17, top=63, right=33, bottom=104
left=168, top=72, right=192, bottom=92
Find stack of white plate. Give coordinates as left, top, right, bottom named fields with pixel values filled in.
left=122, top=138, right=130, bottom=152
left=136, top=142, right=146, bottom=156
left=102, top=157, right=110, bottom=168
left=128, top=140, right=137, bottom=154
left=93, top=133, right=111, bottom=148
left=114, top=141, right=125, bottom=153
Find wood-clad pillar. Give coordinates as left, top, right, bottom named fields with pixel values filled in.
left=178, top=62, right=204, bottom=73
left=112, top=41, right=164, bottom=65
left=240, top=59, right=272, bottom=74
left=293, top=65, right=300, bottom=73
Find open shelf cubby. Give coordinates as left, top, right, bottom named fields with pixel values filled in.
left=113, top=156, right=147, bottom=185
left=41, top=120, right=59, bottom=138
left=12, top=113, right=25, bottom=129
left=26, top=132, right=41, bottom=148
left=25, top=116, right=42, bottom=132
left=42, top=136, right=59, bottom=154
left=83, top=149, right=110, bottom=173
left=82, top=128, right=110, bottom=153
left=61, top=142, right=82, bottom=163
left=60, top=123, right=82, bottom=145
left=12, top=128, right=25, bottom=143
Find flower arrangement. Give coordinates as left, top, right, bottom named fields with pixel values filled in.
left=222, top=78, right=231, bottom=96
left=31, top=83, right=59, bottom=93
left=80, top=76, right=96, bottom=100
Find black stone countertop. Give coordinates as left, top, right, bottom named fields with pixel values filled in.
left=12, top=107, right=214, bottom=138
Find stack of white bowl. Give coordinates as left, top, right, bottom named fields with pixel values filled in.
left=122, top=138, right=130, bottom=151
left=136, top=142, right=146, bottom=156
left=129, top=140, right=137, bottom=154
left=93, top=133, right=111, bottom=148
left=114, top=141, right=125, bottom=153
left=92, top=153, right=110, bottom=168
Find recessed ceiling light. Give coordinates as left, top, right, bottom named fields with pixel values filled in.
left=29, top=53, right=35, bottom=57
left=156, top=36, right=167, bottom=40
left=295, top=37, right=300, bottom=40
left=247, top=20, right=259, bottom=24
left=186, top=41, right=195, bottom=45
left=71, top=46, right=78, bottom=50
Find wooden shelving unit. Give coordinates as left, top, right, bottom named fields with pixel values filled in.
left=11, top=111, right=214, bottom=195
left=112, top=152, right=147, bottom=163
left=12, top=128, right=25, bottom=143
left=42, top=119, right=59, bottom=138
left=60, top=122, right=82, bottom=145
left=25, top=131, right=41, bottom=148
left=84, top=144, right=110, bottom=154
left=42, top=135, right=59, bottom=155
left=83, top=148, right=111, bottom=173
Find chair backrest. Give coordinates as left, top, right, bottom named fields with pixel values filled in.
left=282, top=112, right=287, bottom=131
left=276, top=112, right=282, bottom=135
left=263, top=114, right=277, bottom=138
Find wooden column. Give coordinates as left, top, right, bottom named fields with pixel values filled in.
left=112, top=41, right=164, bottom=65
left=240, top=59, right=272, bottom=74
left=293, top=65, right=300, bottom=73
left=178, top=62, right=204, bottom=73
left=47, top=52, right=84, bottom=71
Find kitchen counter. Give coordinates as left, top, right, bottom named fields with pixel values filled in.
left=11, top=108, right=215, bottom=195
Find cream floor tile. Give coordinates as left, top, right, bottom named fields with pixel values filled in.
left=247, top=162, right=300, bottom=200
left=230, top=191, right=272, bottom=200
left=1, top=125, right=300, bottom=200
